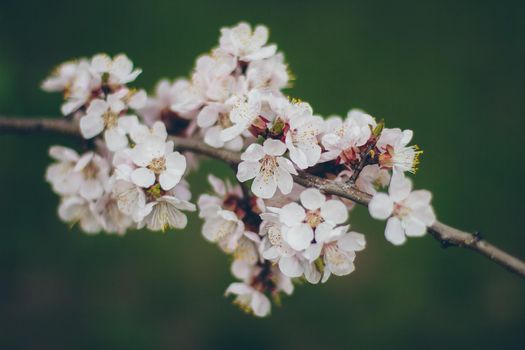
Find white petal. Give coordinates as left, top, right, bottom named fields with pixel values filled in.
left=389, top=171, right=412, bottom=202
left=403, top=216, right=427, bottom=237
left=263, top=139, right=286, bottom=156
left=276, top=168, right=294, bottom=195
left=385, top=217, right=406, bottom=245
left=300, top=188, right=325, bottom=210
left=240, top=143, right=264, bottom=161
left=279, top=202, right=305, bottom=226
left=131, top=168, right=155, bottom=188
left=197, top=105, right=220, bottom=128
left=285, top=223, right=313, bottom=251
left=320, top=199, right=348, bottom=224
left=165, top=152, right=186, bottom=172
left=278, top=256, right=304, bottom=277
left=159, top=170, right=182, bottom=190
left=368, top=193, right=394, bottom=220
left=104, top=128, right=128, bottom=151
left=236, top=161, right=259, bottom=182
left=251, top=173, right=277, bottom=199
left=79, top=114, right=104, bottom=139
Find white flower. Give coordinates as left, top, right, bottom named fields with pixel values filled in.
left=377, top=128, right=422, bottom=174
left=201, top=209, right=245, bottom=252
left=72, top=152, right=110, bottom=201
left=95, top=193, right=134, bottom=235
left=58, top=196, right=102, bottom=234
left=130, top=134, right=186, bottom=191
left=138, top=194, right=196, bottom=231
left=220, top=90, right=263, bottom=142
left=284, top=102, right=324, bottom=169
left=355, top=164, right=391, bottom=195
left=321, top=109, right=376, bottom=163
left=276, top=188, right=348, bottom=251
left=79, top=91, right=140, bottom=151
left=111, top=179, right=147, bottom=222
left=90, top=53, right=142, bottom=85
left=197, top=102, right=244, bottom=151
left=246, top=53, right=289, bottom=90
left=237, top=139, right=297, bottom=199
left=46, top=146, right=83, bottom=195
left=41, top=60, right=86, bottom=92
left=219, top=22, right=277, bottom=61
left=259, top=213, right=306, bottom=278
left=225, top=282, right=271, bottom=317
left=368, top=172, right=436, bottom=245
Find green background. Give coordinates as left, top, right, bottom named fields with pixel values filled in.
left=1, top=0, right=524, bottom=349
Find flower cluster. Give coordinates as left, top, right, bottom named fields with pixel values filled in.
left=44, top=54, right=195, bottom=234
left=43, top=22, right=436, bottom=317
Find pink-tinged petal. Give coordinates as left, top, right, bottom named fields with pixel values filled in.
left=389, top=171, right=412, bottom=202
left=80, top=114, right=104, bottom=139
left=240, top=143, right=264, bottom=161
left=385, top=217, right=406, bottom=245
left=369, top=193, right=394, bottom=220
left=279, top=256, right=304, bottom=277
left=300, top=188, right=326, bottom=210
left=285, top=223, right=313, bottom=251
left=263, top=139, right=286, bottom=156
left=236, top=161, right=259, bottom=182
left=321, top=199, right=348, bottom=224
left=280, top=202, right=305, bottom=226
left=131, top=168, right=155, bottom=188
left=252, top=173, right=277, bottom=199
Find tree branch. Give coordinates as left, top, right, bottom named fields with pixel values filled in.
left=1, top=116, right=525, bottom=280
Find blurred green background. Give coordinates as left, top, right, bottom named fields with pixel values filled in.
left=1, top=0, right=524, bottom=349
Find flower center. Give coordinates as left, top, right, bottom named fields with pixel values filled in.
left=103, top=110, right=118, bottom=129
left=306, top=210, right=324, bottom=228
left=83, top=162, right=99, bottom=179
left=148, top=157, right=166, bottom=174
left=218, top=113, right=233, bottom=128
left=267, top=225, right=282, bottom=246
left=259, top=155, right=278, bottom=182
left=393, top=203, right=411, bottom=218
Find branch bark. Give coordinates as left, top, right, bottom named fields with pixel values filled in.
left=2, top=116, right=525, bottom=280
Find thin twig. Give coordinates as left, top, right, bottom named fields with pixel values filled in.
left=1, top=116, right=525, bottom=280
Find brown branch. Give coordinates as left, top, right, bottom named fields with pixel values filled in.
left=1, top=116, right=525, bottom=280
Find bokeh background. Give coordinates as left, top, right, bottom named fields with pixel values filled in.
left=1, top=0, right=524, bottom=349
